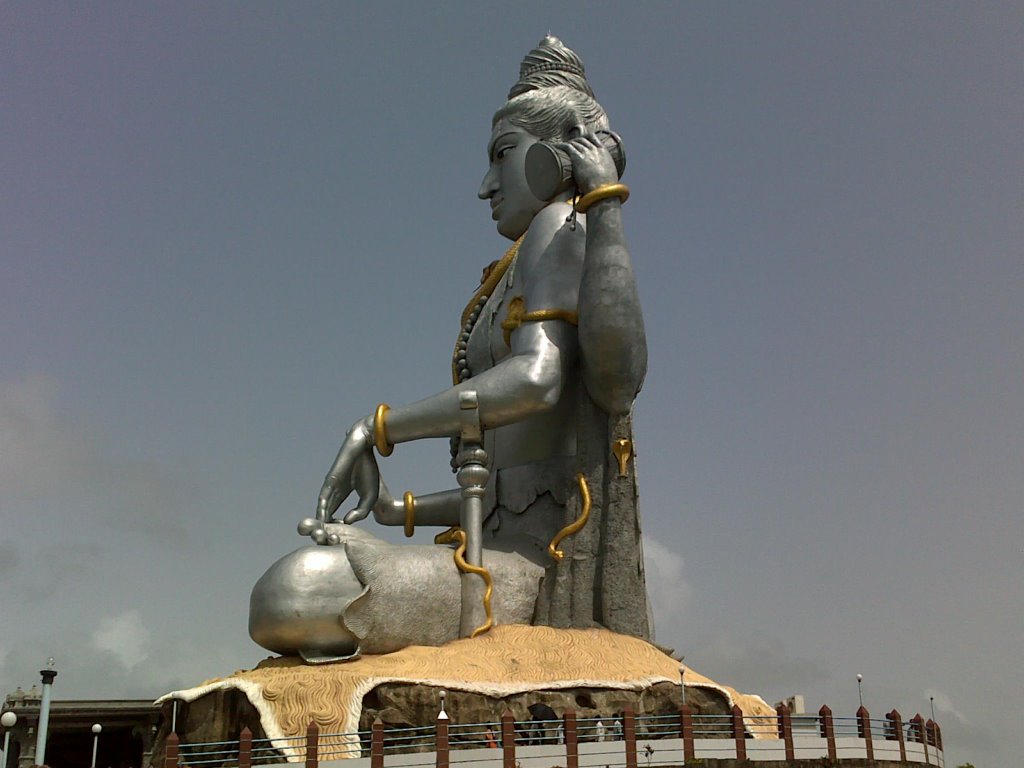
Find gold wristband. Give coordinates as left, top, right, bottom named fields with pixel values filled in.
left=403, top=491, right=415, bottom=538
left=373, top=403, right=394, bottom=456
left=575, top=183, right=630, bottom=214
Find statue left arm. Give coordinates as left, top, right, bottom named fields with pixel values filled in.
left=564, top=131, right=648, bottom=415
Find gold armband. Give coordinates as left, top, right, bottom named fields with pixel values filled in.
left=403, top=491, right=415, bottom=538
left=373, top=403, right=393, bottom=457
left=575, top=183, right=630, bottom=214
left=501, top=295, right=579, bottom=347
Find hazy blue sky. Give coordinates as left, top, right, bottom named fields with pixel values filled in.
left=2, top=4, right=1021, bottom=767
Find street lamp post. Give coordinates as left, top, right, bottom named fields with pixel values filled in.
left=90, top=724, right=102, bottom=768
left=929, top=696, right=936, bottom=722
left=35, top=658, right=57, bottom=766
left=856, top=673, right=864, bottom=709
left=2, top=711, right=17, bottom=768
left=679, top=658, right=686, bottom=707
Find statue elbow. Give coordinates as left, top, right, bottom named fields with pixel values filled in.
left=522, top=363, right=564, bottom=413
left=583, top=353, right=647, bottom=416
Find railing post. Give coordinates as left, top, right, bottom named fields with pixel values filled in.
left=679, top=705, right=694, bottom=762
left=164, top=733, right=179, bottom=768
left=888, top=709, right=907, bottom=762
left=238, top=727, right=252, bottom=768
left=856, top=705, right=873, bottom=761
left=730, top=704, right=746, bottom=761
left=563, top=710, right=578, bottom=768
left=927, top=718, right=939, bottom=765
left=371, top=718, right=384, bottom=768
left=910, top=714, right=929, bottom=766
left=622, top=708, right=637, bottom=768
left=818, top=705, right=836, bottom=762
left=305, top=721, right=318, bottom=768
left=909, top=715, right=925, bottom=742
left=435, top=714, right=449, bottom=768
left=501, top=711, right=515, bottom=768
left=776, top=703, right=794, bottom=763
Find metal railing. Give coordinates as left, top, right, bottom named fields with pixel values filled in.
left=161, top=702, right=944, bottom=768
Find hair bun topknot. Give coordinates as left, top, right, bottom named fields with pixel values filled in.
left=508, top=35, right=595, bottom=100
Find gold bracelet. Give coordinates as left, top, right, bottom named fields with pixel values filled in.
left=373, top=403, right=394, bottom=456
left=403, top=491, right=415, bottom=538
left=575, top=183, right=630, bottom=214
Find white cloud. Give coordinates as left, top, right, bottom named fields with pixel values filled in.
left=92, top=610, right=151, bottom=669
left=643, top=537, right=693, bottom=644
left=924, top=688, right=966, bottom=723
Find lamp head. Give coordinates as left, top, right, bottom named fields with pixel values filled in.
left=1, top=711, right=16, bottom=728
left=92, top=724, right=102, bottom=734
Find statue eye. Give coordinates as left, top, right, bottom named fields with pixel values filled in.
left=495, top=146, right=512, bottom=160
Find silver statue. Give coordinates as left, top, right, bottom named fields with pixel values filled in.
left=250, top=36, right=651, bottom=660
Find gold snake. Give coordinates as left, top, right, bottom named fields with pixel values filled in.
left=547, top=473, right=592, bottom=561
left=434, top=527, right=493, bottom=637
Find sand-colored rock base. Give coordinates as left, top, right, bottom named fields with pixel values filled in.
left=158, top=625, right=775, bottom=760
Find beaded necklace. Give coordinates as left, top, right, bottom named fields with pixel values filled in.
left=448, top=236, right=523, bottom=471
left=450, top=236, right=524, bottom=385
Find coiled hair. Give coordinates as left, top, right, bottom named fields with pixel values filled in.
left=493, top=35, right=609, bottom=142
left=493, top=86, right=609, bottom=142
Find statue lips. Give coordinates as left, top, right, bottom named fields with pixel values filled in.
left=490, top=198, right=503, bottom=220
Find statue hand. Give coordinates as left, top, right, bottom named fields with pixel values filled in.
left=561, top=126, right=619, bottom=195
left=316, top=416, right=380, bottom=524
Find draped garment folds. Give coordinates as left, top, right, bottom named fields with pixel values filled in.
left=462, top=241, right=652, bottom=641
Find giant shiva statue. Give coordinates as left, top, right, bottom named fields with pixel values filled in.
left=249, top=36, right=651, bottom=662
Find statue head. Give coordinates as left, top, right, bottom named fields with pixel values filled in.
left=480, top=36, right=609, bottom=239
left=495, top=34, right=609, bottom=141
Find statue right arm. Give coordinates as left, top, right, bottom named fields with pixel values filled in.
left=320, top=212, right=580, bottom=526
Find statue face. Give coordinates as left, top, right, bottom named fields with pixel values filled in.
left=479, top=118, right=547, bottom=240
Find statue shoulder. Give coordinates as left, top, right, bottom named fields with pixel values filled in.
left=516, top=202, right=586, bottom=305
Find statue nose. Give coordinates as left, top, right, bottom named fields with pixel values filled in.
left=478, top=167, right=498, bottom=199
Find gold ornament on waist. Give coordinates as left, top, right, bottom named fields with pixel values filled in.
left=612, top=438, right=633, bottom=477
left=501, top=295, right=579, bottom=347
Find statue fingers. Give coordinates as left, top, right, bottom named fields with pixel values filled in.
left=342, top=505, right=371, bottom=524
left=317, top=474, right=353, bottom=521
left=560, top=139, right=617, bottom=192
left=343, top=452, right=379, bottom=524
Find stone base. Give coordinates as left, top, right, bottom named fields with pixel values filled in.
left=153, top=625, right=774, bottom=765
left=362, top=680, right=735, bottom=746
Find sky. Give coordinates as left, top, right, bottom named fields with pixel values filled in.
left=1, top=3, right=1021, bottom=767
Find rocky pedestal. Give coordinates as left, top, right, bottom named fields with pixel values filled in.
left=151, top=680, right=736, bottom=766
left=152, top=625, right=774, bottom=765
